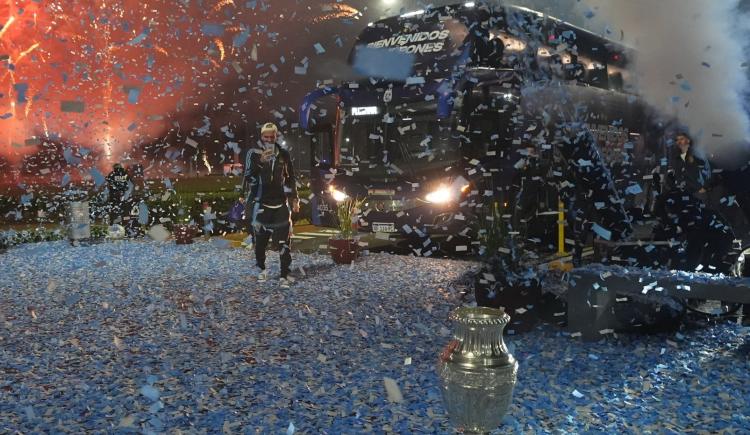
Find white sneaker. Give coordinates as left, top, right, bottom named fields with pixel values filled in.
left=256, top=269, right=269, bottom=282
left=279, top=277, right=291, bottom=288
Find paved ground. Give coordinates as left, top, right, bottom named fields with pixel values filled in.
left=222, top=224, right=418, bottom=255
left=1, top=239, right=748, bottom=433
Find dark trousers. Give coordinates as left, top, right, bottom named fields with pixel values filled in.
left=108, top=194, right=125, bottom=224
left=683, top=229, right=734, bottom=274
left=253, top=204, right=292, bottom=278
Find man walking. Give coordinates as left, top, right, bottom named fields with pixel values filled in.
left=246, top=123, right=299, bottom=288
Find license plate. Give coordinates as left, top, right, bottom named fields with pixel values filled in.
left=368, top=189, right=395, bottom=196
left=372, top=222, right=396, bottom=233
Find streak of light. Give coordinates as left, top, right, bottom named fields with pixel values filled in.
left=104, top=134, right=113, bottom=158
left=214, top=38, right=225, bottom=61
left=0, top=15, right=15, bottom=40
left=213, top=0, right=236, bottom=12
left=24, top=93, right=32, bottom=118
left=153, top=45, right=169, bottom=56
left=311, top=3, right=361, bottom=23
left=15, top=42, right=40, bottom=64
left=202, top=153, right=212, bottom=173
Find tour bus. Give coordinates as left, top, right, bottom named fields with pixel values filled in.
left=299, top=3, right=658, bottom=252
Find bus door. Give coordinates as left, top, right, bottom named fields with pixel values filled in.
left=460, top=79, right=519, bottom=206
left=308, top=123, right=335, bottom=226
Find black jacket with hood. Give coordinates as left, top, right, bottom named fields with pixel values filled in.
left=246, top=143, right=298, bottom=207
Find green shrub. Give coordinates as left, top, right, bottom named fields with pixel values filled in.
left=91, top=224, right=109, bottom=239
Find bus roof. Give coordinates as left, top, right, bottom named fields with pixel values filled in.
left=349, top=3, right=633, bottom=80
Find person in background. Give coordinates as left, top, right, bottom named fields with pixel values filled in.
left=512, top=145, right=545, bottom=242
left=227, top=196, right=246, bottom=233
left=653, top=171, right=735, bottom=273
left=202, top=201, right=215, bottom=235
left=246, top=122, right=300, bottom=288
left=105, top=163, right=132, bottom=224
left=671, top=132, right=710, bottom=201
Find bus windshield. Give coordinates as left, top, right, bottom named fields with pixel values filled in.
left=339, top=108, right=459, bottom=176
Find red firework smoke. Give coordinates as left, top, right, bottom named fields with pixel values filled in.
left=0, top=0, right=251, bottom=167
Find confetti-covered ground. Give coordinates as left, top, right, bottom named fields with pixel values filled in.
left=1, top=240, right=749, bottom=433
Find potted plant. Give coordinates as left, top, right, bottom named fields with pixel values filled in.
left=329, top=196, right=364, bottom=264
left=90, top=224, right=109, bottom=242
left=0, top=231, right=9, bottom=253
left=473, top=200, right=541, bottom=333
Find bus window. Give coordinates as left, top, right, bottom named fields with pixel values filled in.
left=564, top=55, right=586, bottom=82
left=585, top=63, right=608, bottom=89
left=339, top=106, right=459, bottom=175
left=608, top=72, right=624, bottom=92
left=462, top=84, right=517, bottom=159
left=341, top=116, right=384, bottom=164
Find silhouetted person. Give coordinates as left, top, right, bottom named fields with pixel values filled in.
left=653, top=172, right=735, bottom=274
left=513, top=145, right=545, bottom=241
left=106, top=163, right=131, bottom=224
left=671, top=132, right=710, bottom=201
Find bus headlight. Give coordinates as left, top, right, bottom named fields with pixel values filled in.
left=425, top=186, right=456, bottom=204
left=328, top=186, right=349, bottom=202
left=424, top=176, right=470, bottom=204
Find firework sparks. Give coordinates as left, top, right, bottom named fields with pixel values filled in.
left=214, top=38, right=225, bottom=61
left=14, top=42, right=40, bottom=64
left=24, top=91, right=32, bottom=118
left=310, top=3, right=361, bottom=23
left=213, top=0, right=236, bottom=12
left=0, top=15, right=14, bottom=40
left=0, top=0, right=358, bottom=171
left=152, top=45, right=169, bottom=57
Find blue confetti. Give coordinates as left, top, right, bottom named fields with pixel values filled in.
left=625, top=184, right=643, bottom=195
left=14, top=83, right=28, bottom=103
left=138, top=202, right=149, bottom=225
left=141, top=384, right=160, bottom=402
left=591, top=223, right=612, bottom=240
left=233, top=29, right=250, bottom=47
left=128, top=29, right=150, bottom=46
left=127, top=88, right=140, bottom=104
left=352, top=46, right=414, bottom=81
left=90, top=168, right=105, bottom=188
left=201, top=23, right=225, bottom=37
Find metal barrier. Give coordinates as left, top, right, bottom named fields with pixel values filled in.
left=565, top=265, right=750, bottom=340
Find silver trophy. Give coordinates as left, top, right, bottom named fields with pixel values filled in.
left=437, top=307, right=518, bottom=433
